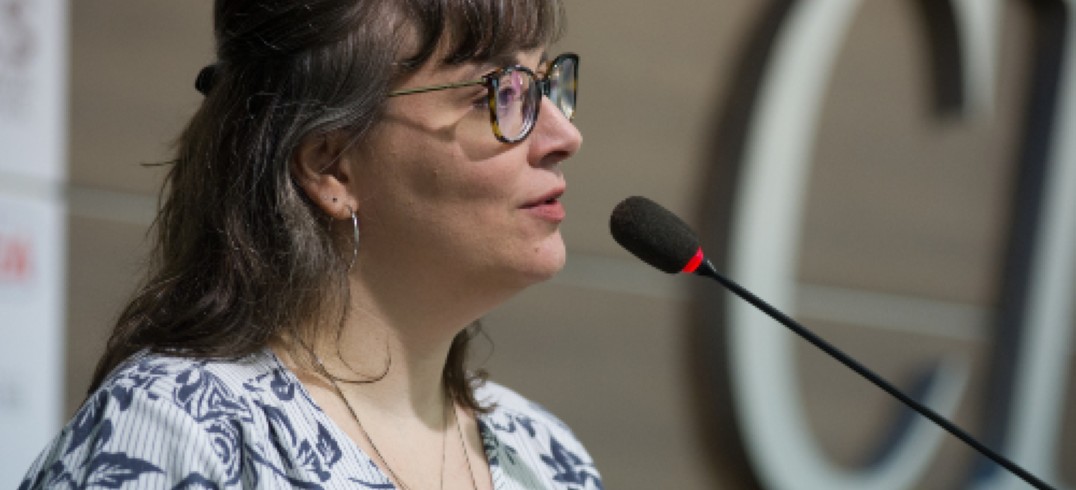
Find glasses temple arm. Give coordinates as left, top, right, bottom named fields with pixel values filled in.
left=387, top=79, right=486, bottom=97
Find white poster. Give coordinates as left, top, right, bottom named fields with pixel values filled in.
left=0, top=0, right=68, bottom=485
left=0, top=195, right=64, bottom=484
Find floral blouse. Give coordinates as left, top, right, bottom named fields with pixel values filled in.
left=19, top=349, right=603, bottom=489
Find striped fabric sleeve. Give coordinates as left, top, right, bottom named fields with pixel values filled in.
left=20, top=383, right=239, bottom=490
left=20, top=372, right=243, bottom=489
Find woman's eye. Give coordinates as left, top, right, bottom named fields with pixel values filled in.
left=498, top=72, right=529, bottom=101
left=496, top=85, right=513, bottom=103
left=494, top=89, right=519, bottom=118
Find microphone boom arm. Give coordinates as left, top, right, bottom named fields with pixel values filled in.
left=695, top=259, right=1056, bottom=490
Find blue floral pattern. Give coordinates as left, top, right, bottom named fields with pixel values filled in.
left=19, top=349, right=602, bottom=489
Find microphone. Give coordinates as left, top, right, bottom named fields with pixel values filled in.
left=609, top=196, right=707, bottom=274
left=609, top=195, right=1055, bottom=490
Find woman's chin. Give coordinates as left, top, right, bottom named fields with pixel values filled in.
left=518, top=235, right=567, bottom=284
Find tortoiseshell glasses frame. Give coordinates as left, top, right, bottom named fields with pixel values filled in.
left=388, top=53, right=578, bottom=143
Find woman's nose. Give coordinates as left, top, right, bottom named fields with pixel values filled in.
left=527, top=97, right=582, bottom=167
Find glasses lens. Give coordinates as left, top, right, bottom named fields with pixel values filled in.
left=548, top=56, right=577, bottom=120
left=492, top=68, right=537, bottom=142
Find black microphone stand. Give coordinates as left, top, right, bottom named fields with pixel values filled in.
left=695, top=259, right=1056, bottom=490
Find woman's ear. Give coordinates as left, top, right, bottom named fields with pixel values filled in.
left=291, top=131, right=359, bottom=220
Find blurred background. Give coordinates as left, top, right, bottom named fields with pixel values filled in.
left=2, top=0, right=1074, bottom=488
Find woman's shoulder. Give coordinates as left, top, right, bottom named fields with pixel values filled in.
left=476, top=381, right=575, bottom=432
left=19, top=349, right=318, bottom=489
left=475, top=381, right=604, bottom=490
left=94, top=348, right=296, bottom=409
left=95, top=348, right=280, bottom=401
left=76, top=348, right=299, bottom=430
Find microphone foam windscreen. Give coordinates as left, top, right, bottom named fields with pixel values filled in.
left=609, top=196, right=701, bottom=273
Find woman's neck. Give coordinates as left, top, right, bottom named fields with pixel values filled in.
left=293, top=274, right=490, bottom=420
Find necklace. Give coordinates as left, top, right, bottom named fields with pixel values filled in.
left=453, top=403, right=480, bottom=490
left=311, top=352, right=478, bottom=490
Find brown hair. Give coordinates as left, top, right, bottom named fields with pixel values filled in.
left=90, top=0, right=566, bottom=412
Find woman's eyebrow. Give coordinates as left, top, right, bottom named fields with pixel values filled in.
left=463, top=52, right=548, bottom=79
left=466, top=55, right=516, bottom=78
left=434, top=51, right=551, bottom=88
left=537, top=53, right=551, bottom=74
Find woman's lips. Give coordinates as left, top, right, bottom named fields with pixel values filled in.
left=521, top=190, right=566, bottom=222
left=524, top=199, right=565, bottom=222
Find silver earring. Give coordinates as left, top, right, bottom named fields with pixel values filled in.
left=347, top=205, right=359, bottom=270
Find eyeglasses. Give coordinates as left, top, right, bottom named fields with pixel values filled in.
left=387, top=53, right=579, bottom=143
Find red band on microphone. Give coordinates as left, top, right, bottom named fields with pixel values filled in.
left=681, top=247, right=704, bottom=273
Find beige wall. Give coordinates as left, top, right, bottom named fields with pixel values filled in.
left=67, top=2, right=1074, bottom=489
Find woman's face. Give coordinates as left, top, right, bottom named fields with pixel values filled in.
left=349, top=48, right=582, bottom=296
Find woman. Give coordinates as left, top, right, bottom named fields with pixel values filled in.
left=20, top=0, right=601, bottom=488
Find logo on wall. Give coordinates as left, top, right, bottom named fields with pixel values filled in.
left=0, top=204, right=37, bottom=297
left=0, top=0, right=37, bottom=118
left=697, top=0, right=1075, bottom=489
left=0, top=233, right=32, bottom=285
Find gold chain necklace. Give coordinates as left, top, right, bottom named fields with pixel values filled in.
left=311, top=353, right=478, bottom=490
left=454, top=403, right=480, bottom=490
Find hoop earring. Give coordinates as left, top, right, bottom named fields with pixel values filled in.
left=347, top=206, right=359, bottom=270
